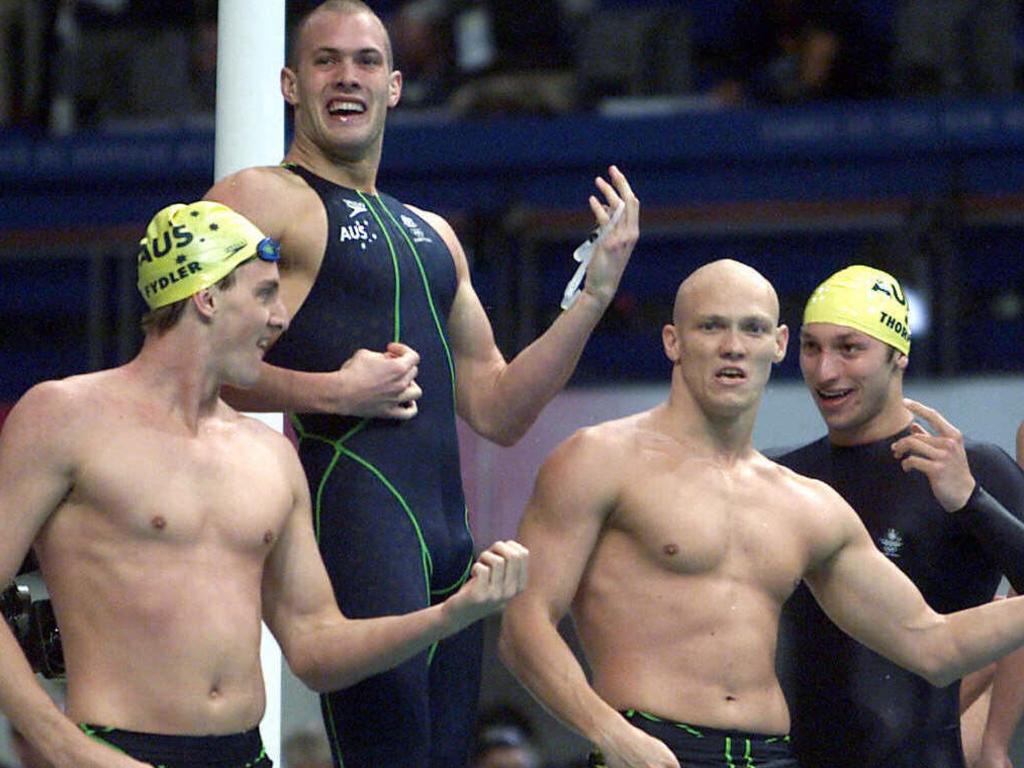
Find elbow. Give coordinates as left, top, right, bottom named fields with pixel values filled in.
left=488, top=424, right=528, bottom=448
left=909, top=645, right=961, bottom=688
left=497, top=620, right=522, bottom=675
left=466, top=410, right=530, bottom=447
left=287, top=651, right=325, bottom=692
left=286, top=646, right=346, bottom=694
left=919, top=661, right=959, bottom=689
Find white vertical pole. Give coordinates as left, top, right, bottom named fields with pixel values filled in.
left=214, top=1, right=287, bottom=764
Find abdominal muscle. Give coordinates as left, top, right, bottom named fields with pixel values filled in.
left=574, top=553, right=793, bottom=735
left=43, top=544, right=270, bottom=735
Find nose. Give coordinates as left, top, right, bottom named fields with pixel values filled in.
left=719, top=328, right=746, bottom=359
left=270, top=297, right=289, bottom=333
left=333, top=58, right=360, bottom=89
left=807, top=349, right=841, bottom=384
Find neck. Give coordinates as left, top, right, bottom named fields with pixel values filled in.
left=664, top=380, right=759, bottom=461
left=129, top=332, right=224, bottom=432
left=827, top=399, right=913, bottom=447
left=284, top=135, right=381, bottom=193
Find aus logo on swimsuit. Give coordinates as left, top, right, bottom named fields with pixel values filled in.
left=337, top=220, right=379, bottom=251
left=878, top=528, right=904, bottom=559
left=400, top=214, right=433, bottom=244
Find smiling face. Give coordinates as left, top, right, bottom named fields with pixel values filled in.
left=663, top=260, right=788, bottom=420
left=211, top=259, right=289, bottom=389
left=282, top=6, right=401, bottom=166
left=799, top=322, right=908, bottom=445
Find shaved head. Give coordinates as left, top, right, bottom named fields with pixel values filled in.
left=290, top=0, right=394, bottom=69
left=673, top=259, right=780, bottom=328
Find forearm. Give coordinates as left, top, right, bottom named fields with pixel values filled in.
left=463, top=291, right=608, bottom=445
left=288, top=603, right=461, bottom=692
left=928, top=599, right=1024, bottom=687
left=954, top=485, right=1024, bottom=593
left=222, top=363, right=337, bottom=414
left=498, top=614, right=624, bottom=749
left=980, top=643, right=1024, bottom=753
left=0, top=624, right=88, bottom=767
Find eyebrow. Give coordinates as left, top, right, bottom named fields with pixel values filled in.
left=800, top=330, right=866, bottom=343
left=312, top=45, right=384, bottom=58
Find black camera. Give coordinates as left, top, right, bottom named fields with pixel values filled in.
left=1, top=553, right=65, bottom=679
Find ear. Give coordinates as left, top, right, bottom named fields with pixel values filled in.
left=388, top=69, right=403, bottom=108
left=894, top=351, right=909, bottom=372
left=773, top=324, right=789, bottom=364
left=662, top=323, right=680, bottom=363
left=281, top=66, right=298, bottom=107
left=191, top=288, right=217, bottom=322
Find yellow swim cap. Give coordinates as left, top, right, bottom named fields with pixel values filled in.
left=803, top=265, right=911, bottom=355
left=137, top=201, right=280, bottom=310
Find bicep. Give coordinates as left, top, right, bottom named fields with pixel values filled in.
left=804, top=523, right=938, bottom=661
left=261, top=451, right=339, bottom=647
left=415, top=209, right=505, bottom=404
left=510, top=435, right=614, bottom=622
left=0, top=388, right=74, bottom=579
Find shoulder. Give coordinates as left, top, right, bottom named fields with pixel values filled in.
left=404, top=202, right=461, bottom=257
left=554, top=413, right=643, bottom=463
left=0, top=373, right=116, bottom=459
left=6, top=373, right=109, bottom=428
left=207, top=164, right=306, bottom=200
left=204, top=165, right=316, bottom=232
left=533, top=415, right=641, bottom=495
left=964, top=437, right=1024, bottom=508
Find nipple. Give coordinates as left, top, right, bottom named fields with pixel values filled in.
left=151, top=516, right=167, bottom=530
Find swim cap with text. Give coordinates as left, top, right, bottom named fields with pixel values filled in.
left=803, top=265, right=911, bottom=355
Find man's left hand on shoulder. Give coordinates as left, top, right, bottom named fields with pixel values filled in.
left=892, top=398, right=976, bottom=512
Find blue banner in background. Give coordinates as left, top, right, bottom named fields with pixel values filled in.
left=2, top=97, right=1023, bottom=229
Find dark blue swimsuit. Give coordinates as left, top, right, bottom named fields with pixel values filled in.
left=266, top=165, right=478, bottom=768
left=774, top=432, right=1024, bottom=768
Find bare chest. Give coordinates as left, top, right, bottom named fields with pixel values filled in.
left=607, top=466, right=805, bottom=596
left=58, top=426, right=290, bottom=551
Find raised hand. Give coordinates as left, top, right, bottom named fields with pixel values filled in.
left=581, top=166, right=640, bottom=308
left=892, top=398, right=975, bottom=511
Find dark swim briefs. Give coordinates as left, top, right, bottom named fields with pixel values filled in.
left=588, top=710, right=796, bottom=768
left=79, top=723, right=272, bottom=768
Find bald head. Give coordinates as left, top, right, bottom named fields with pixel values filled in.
left=673, top=259, right=780, bottom=328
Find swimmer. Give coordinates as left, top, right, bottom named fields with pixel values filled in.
left=0, top=201, right=527, bottom=768
left=500, top=258, right=1024, bottom=768
left=774, top=264, right=1024, bottom=768
left=203, top=2, right=638, bottom=765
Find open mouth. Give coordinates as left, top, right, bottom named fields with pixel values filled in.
left=716, top=367, right=746, bottom=381
left=817, top=388, right=853, bottom=402
left=327, top=99, right=366, bottom=118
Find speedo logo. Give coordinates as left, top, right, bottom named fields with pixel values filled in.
left=345, top=199, right=368, bottom=218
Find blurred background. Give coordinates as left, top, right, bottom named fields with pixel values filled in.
left=2, top=0, right=1024, bottom=765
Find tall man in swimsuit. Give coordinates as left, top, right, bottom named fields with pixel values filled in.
left=774, top=265, right=1024, bottom=768
left=0, top=202, right=527, bottom=768
left=203, top=2, right=639, bottom=766
left=499, top=259, right=1024, bottom=768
